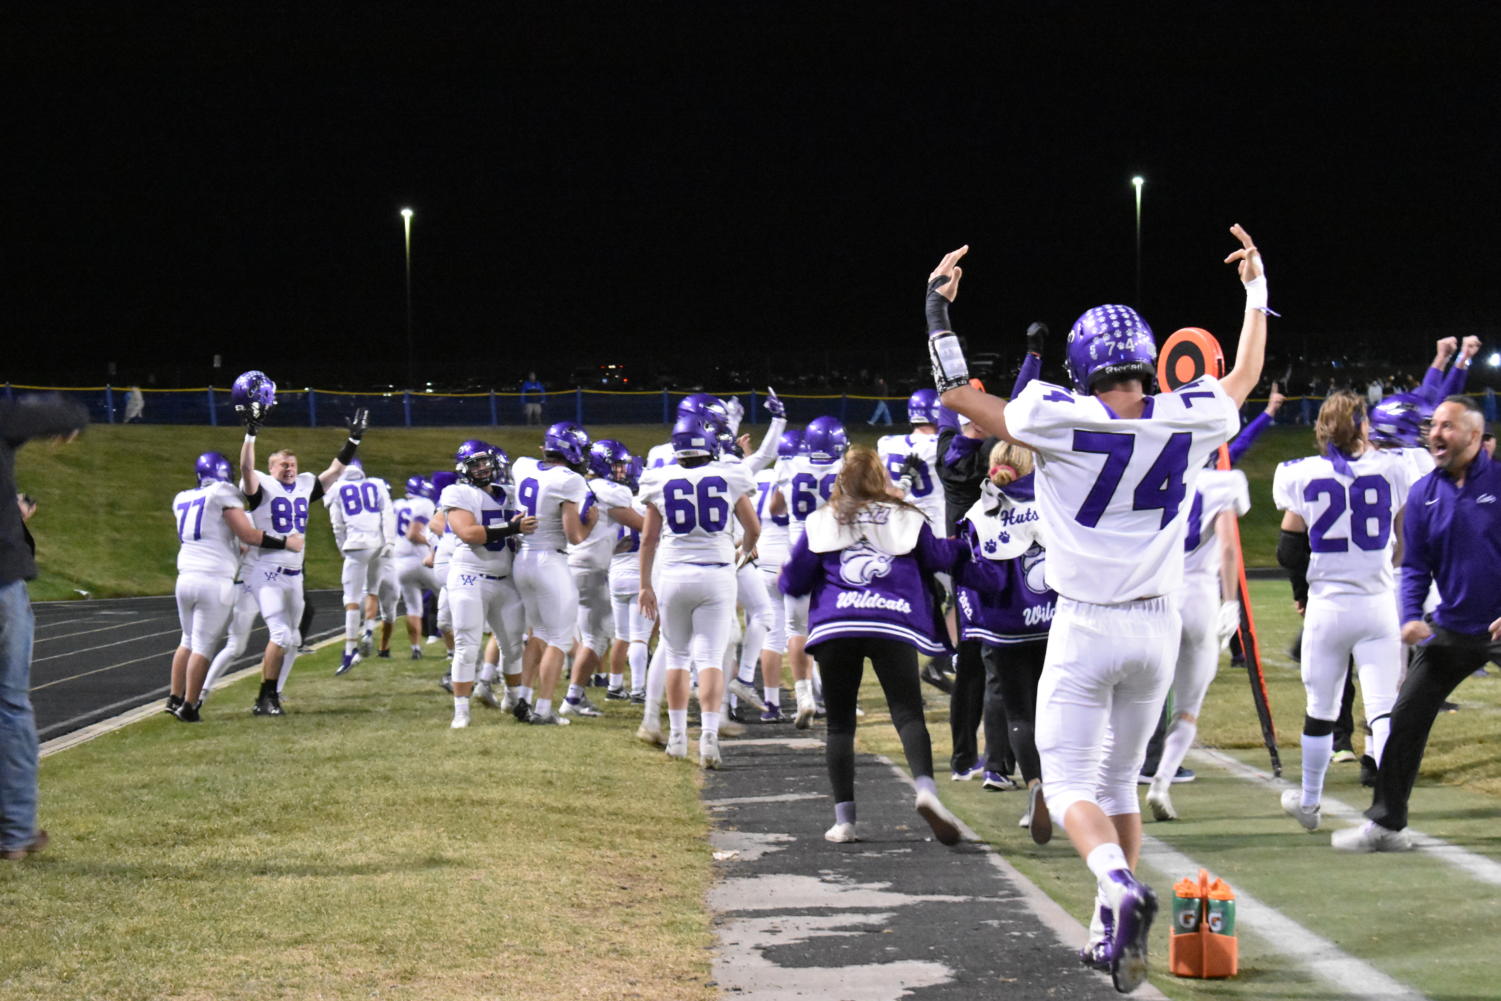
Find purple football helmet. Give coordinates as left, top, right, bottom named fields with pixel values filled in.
left=1065, top=305, right=1158, bottom=394
left=231, top=370, right=276, bottom=412
left=804, top=416, right=848, bottom=463
left=588, top=438, right=635, bottom=481
left=1369, top=392, right=1432, bottom=449
left=455, top=439, right=500, bottom=486
left=430, top=470, right=458, bottom=498
left=543, top=421, right=589, bottom=465
left=677, top=393, right=730, bottom=432
left=194, top=451, right=232, bottom=485
left=906, top=388, right=938, bottom=425
left=405, top=474, right=434, bottom=499
left=777, top=428, right=804, bottom=459
left=671, top=416, right=719, bottom=459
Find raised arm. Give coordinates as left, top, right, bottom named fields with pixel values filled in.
left=1440, top=335, right=1481, bottom=398
left=318, top=408, right=369, bottom=490
left=239, top=432, right=260, bottom=498
left=1218, top=224, right=1270, bottom=407
left=744, top=389, right=788, bottom=473
left=924, top=245, right=1023, bottom=444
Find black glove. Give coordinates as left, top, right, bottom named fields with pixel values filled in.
left=899, top=454, right=923, bottom=482
left=925, top=276, right=954, bottom=333
left=236, top=400, right=269, bottom=436
left=1026, top=322, right=1048, bottom=356
left=346, top=408, right=370, bottom=443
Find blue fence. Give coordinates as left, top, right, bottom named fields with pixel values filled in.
left=4, top=383, right=1494, bottom=428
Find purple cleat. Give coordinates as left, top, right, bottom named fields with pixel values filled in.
left=1098, top=869, right=1158, bottom=994
left=759, top=704, right=784, bottom=723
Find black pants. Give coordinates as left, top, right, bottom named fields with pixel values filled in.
left=949, top=639, right=1010, bottom=773
left=985, top=640, right=1047, bottom=784
left=814, top=636, right=935, bottom=805
left=1368, top=628, right=1501, bottom=831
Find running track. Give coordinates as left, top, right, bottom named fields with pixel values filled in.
left=30, top=590, right=342, bottom=740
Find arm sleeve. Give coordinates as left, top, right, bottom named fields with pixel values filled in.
left=1398, top=484, right=1433, bottom=623
left=941, top=430, right=983, bottom=470
left=1415, top=366, right=1446, bottom=406
left=1010, top=352, right=1042, bottom=399
left=914, top=523, right=965, bottom=574
left=1276, top=529, right=1311, bottom=606
left=244, top=483, right=265, bottom=511
left=310, top=479, right=326, bottom=504
left=745, top=416, right=787, bottom=473
left=1440, top=361, right=1471, bottom=398
left=777, top=534, right=819, bottom=597
left=0, top=395, right=89, bottom=444
left=1227, top=410, right=1273, bottom=467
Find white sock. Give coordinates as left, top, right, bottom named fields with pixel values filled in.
left=345, top=609, right=361, bottom=648
left=794, top=678, right=813, bottom=704
left=567, top=684, right=584, bottom=702
left=362, top=617, right=375, bottom=637
left=608, top=673, right=623, bottom=689
left=1155, top=718, right=1198, bottom=785
left=1086, top=843, right=1129, bottom=880
left=764, top=685, right=780, bottom=710
left=453, top=695, right=470, bottom=713
left=667, top=708, right=687, bottom=734
left=702, top=710, right=721, bottom=735
left=276, top=650, right=298, bottom=693
left=479, top=661, right=498, bottom=683
left=646, top=645, right=669, bottom=703
left=628, top=643, right=648, bottom=690
left=1301, top=731, right=1334, bottom=807
left=1368, top=714, right=1392, bottom=766
left=810, top=664, right=823, bottom=700
left=535, top=697, right=553, bottom=717
left=516, top=685, right=532, bottom=703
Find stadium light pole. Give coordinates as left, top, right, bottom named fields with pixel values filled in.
left=1132, top=176, right=1144, bottom=306
left=401, top=207, right=414, bottom=389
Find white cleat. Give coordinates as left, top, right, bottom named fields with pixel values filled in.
left=474, top=681, right=501, bottom=710
left=794, top=694, right=816, bottom=730
left=637, top=718, right=665, bottom=747
left=665, top=730, right=688, bottom=760
left=450, top=707, right=470, bottom=729
left=915, top=788, right=961, bottom=845
left=500, top=688, right=518, bottom=713
left=559, top=697, right=602, bottom=718
left=699, top=730, right=722, bottom=769
left=727, top=678, right=766, bottom=712
left=1331, top=820, right=1414, bottom=853
left=1146, top=781, right=1177, bottom=822
left=824, top=822, right=859, bottom=844
left=1281, top=788, right=1322, bottom=832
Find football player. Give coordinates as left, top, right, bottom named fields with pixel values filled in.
left=748, top=428, right=800, bottom=719
left=167, top=452, right=303, bottom=720
left=930, top=226, right=1268, bottom=993
left=877, top=389, right=945, bottom=528
left=638, top=416, right=760, bottom=767
left=1273, top=392, right=1418, bottom=832
left=391, top=475, right=438, bottom=660
left=564, top=439, right=643, bottom=715
left=511, top=422, right=595, bottom=725
left=233, top=371, right=367, bottom=716
left=440, top=440, right=535, bottom=728
left=328, top=459, right=397, bottom=675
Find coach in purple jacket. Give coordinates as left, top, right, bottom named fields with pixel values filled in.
left=780, top=446, right=963, bottom=848
left=1333, top=395, right=1501, bottom=853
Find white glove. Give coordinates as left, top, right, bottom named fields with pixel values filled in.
left=1216, top=600, right=1241, bottom=649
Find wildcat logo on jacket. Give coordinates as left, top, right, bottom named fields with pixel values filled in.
left=839, top=541, right=894, bottom=586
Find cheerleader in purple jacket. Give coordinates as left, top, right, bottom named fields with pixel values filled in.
left=780, top=446, right=963, bottom=846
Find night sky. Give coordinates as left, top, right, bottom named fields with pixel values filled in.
left=13, top=6, right=1501, bottom=391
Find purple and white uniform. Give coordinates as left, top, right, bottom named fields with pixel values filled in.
left=329, top=472, right=397, bottom=614
left=877, top=430, right=943, bottom=528
left=172, top=480, right=244, bottom=656
left=569, top=476, right=635, bottom=655
left=1172, top=469, right=1250, bottom=720
left=392, top=494, right=437, bottom=617
left=512, top=455, right=589, bottom=650
left=775, top=453, right=843, bottom=636
left=952, top=477, right=1056, bottom=647
left=243, top=471, right=322, bottom=652
left=1004, top=375, right=1241, bottom=822
left=441, top=480, right=525, bottom=684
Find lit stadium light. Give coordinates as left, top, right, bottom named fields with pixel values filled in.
left=1488, top=351, right=1500, bottom=367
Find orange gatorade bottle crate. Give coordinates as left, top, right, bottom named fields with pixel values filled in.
left=1168, top=868, right=1238, bottom=978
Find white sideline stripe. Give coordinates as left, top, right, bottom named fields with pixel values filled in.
left=39, top=632, right=344, bottom=759
left=34, top=616, right=179, bottom=644
left=1190, top=746, right=1501, bottom=888
left=1135, top=838, right=1426, bottom=1001
left=870, top=754, right=1173, bottom=1000
left=31, top=626, right=185, bottom=664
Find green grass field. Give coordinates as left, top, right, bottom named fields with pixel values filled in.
left=11, top=423, right=1500, bottom=1000
left=17, top=421, right=1316, bottom=601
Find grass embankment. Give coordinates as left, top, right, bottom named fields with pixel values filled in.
left=856, top=578, right=1501, bottom=1001
left=19, top=422, right=1317, bottom=601
left=0, top=647, right=716, bottom=1001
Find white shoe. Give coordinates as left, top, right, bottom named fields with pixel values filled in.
left=559, top=697, right=602, bottom=718
left=794, top=694, right=816, bottom=730
left=637, top=718, right=665, bottom=747
left=665, top=730, right=688, bottom=760
left=359, top=632, right=373, bottom=659
left=450, top=707, right=470, bottom=729
left=824, top=821, right=859, bottom=843
left=699, top=730, right=722, bottom=769
left=500, top=688, right=518, bottom=713
left=474, top=682, right=501, bottom=710
left=1147, top=780, right=1177, bottom=822
left=1332, top=820, right=1414, bottom=853
left=1281, top=788, right=1322, bottom=832
left=914, top=787, right=961, bottom=845
left=727, top=678, right=766, bottom=711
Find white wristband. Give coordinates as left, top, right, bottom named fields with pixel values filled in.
left=1243, top=276, right=1268, bottom=311
left=244, top=433, right=257, bottom=443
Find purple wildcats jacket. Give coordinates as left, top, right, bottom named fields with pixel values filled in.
left=779, top=501, right=958, bottom=655
left=949, top=474, right=1057, bottom=646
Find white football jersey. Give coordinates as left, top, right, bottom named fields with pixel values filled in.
left=244, top=472, right=322, bottom=570
left=1183, top=469, right=1251, bottom=580
left=329, top=476, right=395, bottom=552
left=569, top=477, right=636, bottom=571
left=645, top=441, right=677, bottom=469
left=441, top=481, right=517, bottom=576
left=639, top=461, right=755, bottom=565
left=1271, top=447, right=1418, bottom=599
left=1004, top=377, right=1241, bottom=603
left=877, top=430, right=943, bottom=527
left=174, top=481, right=245, bottom=577
left=392, top=496, right=436, bottom=559
left=752, top=462, right=791, bottom=567
left=775, top=455, right=844, bottom=546
left=511, top=457, right=590, bottom=553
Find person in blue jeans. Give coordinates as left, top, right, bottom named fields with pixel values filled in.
left=2, top=393, right=88, bottom=861
left=520, top=373, right=544, bottom=426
